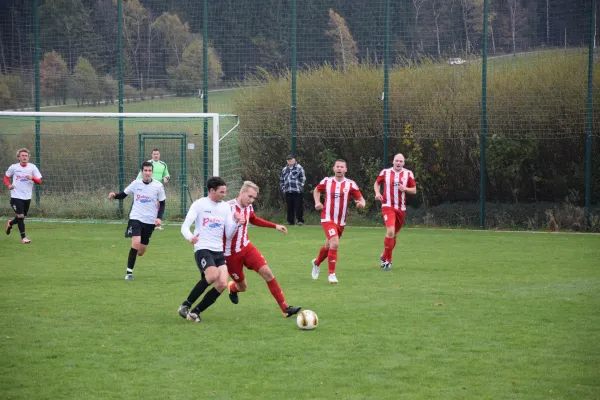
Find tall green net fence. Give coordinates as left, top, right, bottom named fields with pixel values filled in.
left=0, top=113, right=240, bottom=220
left=0, top=0, right=598, bottom=229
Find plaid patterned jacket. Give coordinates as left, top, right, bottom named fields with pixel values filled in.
left=280, top=163, right=306, bottom=193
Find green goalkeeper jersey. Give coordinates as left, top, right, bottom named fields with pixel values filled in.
left=138, top=160, right=170, bottom=181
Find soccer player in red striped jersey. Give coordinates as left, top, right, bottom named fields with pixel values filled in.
left=225, top=181, right=302, bottom=318
left=311, top=160, right=366, bottom=283
left=374, top=153, right=417, bottom=270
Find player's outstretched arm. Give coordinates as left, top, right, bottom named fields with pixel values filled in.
left=109, top=191, right=127, bottom=200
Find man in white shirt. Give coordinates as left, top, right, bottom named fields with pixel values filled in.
left=4, top=148, right=42, bottom=244
left=177, top=176, right=244, bottom=323
left=109, top=161, right=166, bottom=280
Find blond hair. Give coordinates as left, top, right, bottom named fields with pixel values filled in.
left=240, top=181, right=260, bottom=193
left=16, top=148, right=30, bottom=158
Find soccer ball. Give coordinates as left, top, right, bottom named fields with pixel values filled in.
left=296, top=310, right=318, bottom=330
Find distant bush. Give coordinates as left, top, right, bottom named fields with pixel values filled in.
left=233, top=51, right=600, bottom=215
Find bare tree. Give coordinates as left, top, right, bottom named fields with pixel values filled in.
left=458, top=0, right=484, bottom=55
left=546, top=0, right=550, bottom=46
left=412, top=0, right=428, bottom=55
left=431, top=0, right=443, bottom=60
left=507, top=0, right=519, bottom=56
left=0, top=35, right=6, bottom=74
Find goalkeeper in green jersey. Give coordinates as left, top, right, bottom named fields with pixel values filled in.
left=137, top=149, right=170, bottom=184
left=137, top=149, right=170, bottom=230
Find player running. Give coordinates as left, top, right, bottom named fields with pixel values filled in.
left=225, top=181, right=301, bottom=318
left=311, top=159, right=366, bottom=283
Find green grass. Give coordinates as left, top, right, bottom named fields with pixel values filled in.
left=1, top=223, right=599, bottom=399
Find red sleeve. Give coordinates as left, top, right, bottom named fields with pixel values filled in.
left=249, top=211, right=277, bottom=229
left=352, top=188, right=363, bottom=199
left=32, top=177, right=42, bottom=184
left=316, top=183, right=326, bottom=191
left=3, top=175, right=10, bottom=187
left=375, top=175, right=384, bottom=184
left=407, top=175, right=416, bottom=188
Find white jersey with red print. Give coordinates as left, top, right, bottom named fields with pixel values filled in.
left=224, top=199, right=276, bottom=256
left=5, top=162, right=42, bottom=200
left=376, top=167, right=416, bottom=211
left=316, top=177, right=362, bottom=226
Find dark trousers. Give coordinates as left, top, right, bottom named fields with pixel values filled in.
left=285, top=192, right=304, bottom=224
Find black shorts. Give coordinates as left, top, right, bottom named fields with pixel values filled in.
left=10, top=198, right=31, bottom=216
left=194, top=249, right=226, bottom=274
left=125, top=219, right=155, bottom=245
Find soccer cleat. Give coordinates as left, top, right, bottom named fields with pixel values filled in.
left=21, top=237, right=31, bottom=244
left=5, top=220, right=11, bottom=235
left=283, top=306, right=302, bottom=318
left=380, top=254, right=386, bottom=268
left=311, top=259, right=320, bottom=280
left=382, top=261, right=392, bottom=271
left=228, top=289, right=239, bottom=305
left=155, top=226, right=164, bottom=231
left=186, top=312, right=201, bottom=323
left=177, top=305, right=190, bottom=319
left=297, top=222, right=304, bottom=226
left=124, top=274, right=134, bottom=280
left=328, top=273, right=338, bottom=284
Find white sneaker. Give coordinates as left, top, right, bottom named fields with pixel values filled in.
left=311, top=259, right=320, bottom=280
left=328, top=273, right=338, bottom=284
left=156, top=226, right=164, bottom=231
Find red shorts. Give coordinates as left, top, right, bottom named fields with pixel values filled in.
left=321, top=222, right=344, bottom=240
left=225, top=243, right=267, bottom=282
left=382, top=207, right=406, bottom=233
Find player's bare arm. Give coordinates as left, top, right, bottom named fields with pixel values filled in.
left=374, top=180, right=383, bottom=201
left=313, top=187, right=323, bottom=210
left=355, top=197, right=366, bottom=208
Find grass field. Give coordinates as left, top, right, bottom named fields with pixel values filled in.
left=1, top=222, right=599, bottom=399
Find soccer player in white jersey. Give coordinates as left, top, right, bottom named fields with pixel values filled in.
left=4, top=148, right=42, bottom=244
left=108, top=161, right=166, bottom=280
left=136, top=149, right=170, bottom=230
left=374, top=153, right=417, bottom=271
left=311, top=160, right=366, bottom=283
left=225, top=181, right=301, bottom=318
left=177, top=176, right=244, bottom=323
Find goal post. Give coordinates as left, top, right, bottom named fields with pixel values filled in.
left=0, top=111, right=241, bottom=221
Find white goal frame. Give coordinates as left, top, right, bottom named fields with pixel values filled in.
left=0, top=111, right=223, bottom=175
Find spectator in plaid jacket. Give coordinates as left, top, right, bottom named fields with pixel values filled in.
left=280, top=154, right=306, bottom=225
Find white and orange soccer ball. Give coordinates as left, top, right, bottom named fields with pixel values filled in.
left=296, top=310, right=318, bottom=330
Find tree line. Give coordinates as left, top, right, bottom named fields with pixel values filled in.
left=0, top=0, right=594, bottom=109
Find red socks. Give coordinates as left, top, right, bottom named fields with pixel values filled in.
left=383, top=237, right=396, bottom=261
left=327, top=249, right=338, bottom=274
left=267, top=278, right=287, bottom=312
left=315, top=246, right=328, bottom=266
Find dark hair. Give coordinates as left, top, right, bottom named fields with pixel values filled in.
left=141, top=161, right=154, bottom=170
left=334, top=159, right=347, bottom=165
left=207, top=176, right=226, bottom=191
left=152, top=149, right=160, bottom=153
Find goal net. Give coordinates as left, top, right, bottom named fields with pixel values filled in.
left=0, top=112, right=241, bottom=221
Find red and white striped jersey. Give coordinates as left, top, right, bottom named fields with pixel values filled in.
left=315, top=177, right=362, bottom=226
left=224, top=199, right=276, bottom=256
left=375, top=168, right=416, bottom=211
